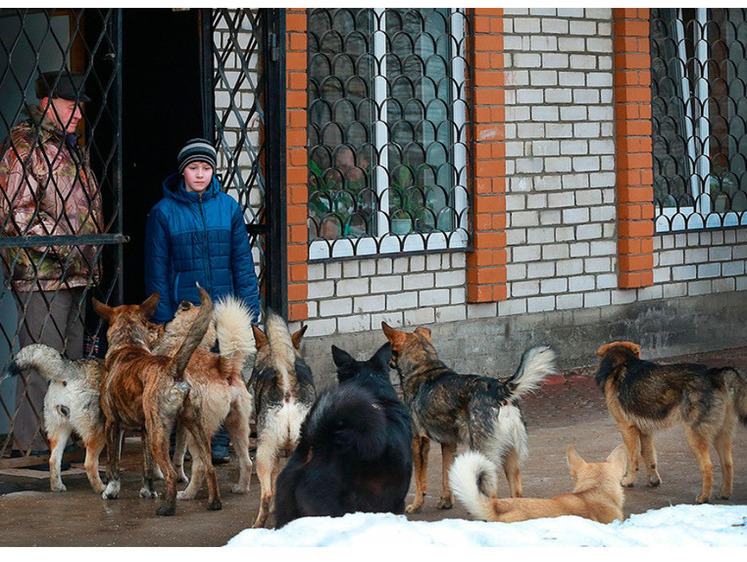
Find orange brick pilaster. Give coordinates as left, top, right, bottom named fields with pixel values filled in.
left=286, top=8, right=309, bottom=321
left=614, top=9, right=654, bottom=289
left=467, top=9, right=507, bottom=303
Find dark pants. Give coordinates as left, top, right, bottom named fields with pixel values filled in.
left=13, top=288, right=85, bottom=451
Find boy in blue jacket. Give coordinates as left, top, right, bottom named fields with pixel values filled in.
left=145, top=138, right=260, bottom=462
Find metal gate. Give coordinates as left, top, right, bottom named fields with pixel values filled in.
left=0, top=8, right=285, bottom=469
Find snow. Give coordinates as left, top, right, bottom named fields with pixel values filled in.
left=225, top=504, right=747, bottom=549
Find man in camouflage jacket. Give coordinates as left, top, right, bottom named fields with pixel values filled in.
left=0, top=72, right=102, bottom=452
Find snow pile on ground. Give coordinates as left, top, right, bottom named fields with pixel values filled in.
left=226, top=504, right=747, bottom=548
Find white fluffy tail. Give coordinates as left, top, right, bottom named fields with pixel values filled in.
left=214, top=296, right=255, bottom=379
left=449, top=451, right=499, bottom=521
left=506, top=345, right=557, bottom=399
left=11, top=344, right=70, bottom=384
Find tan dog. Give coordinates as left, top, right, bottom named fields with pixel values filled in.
left=153, top=296, right=255, bottom=499
left=450, top=445, right=627, bottom=524
left=382, top=322, right=556, bottom=513
left=595, top=341, right=747, bottom=503
left=94, top=288, right=219, bottom=516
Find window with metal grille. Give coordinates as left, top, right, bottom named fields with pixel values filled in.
left=651, top=8, right=747, bottom=232
left=307, top=8, right=471, bottom=259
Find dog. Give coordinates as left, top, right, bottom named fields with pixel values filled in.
left=9, top=345, right=107, bottom=493
left=273, top=342, right=413, bottom=528
left=449, top=444, right=627, bottom=524
left=382, top=322, right=557, bottom=512
left=94, top=287, right=219, bottom=516
left=152, top=296, right=255, bottom=499
left=248, top=312, right=316, bottom=528
left=595, top=341, right=747, bottom=503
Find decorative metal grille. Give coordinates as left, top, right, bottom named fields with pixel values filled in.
left=211, top=8, right=285, bottom=313
left=307, top=8, right=472, bottom=259
left=0, top=8, right=123, bottom=464
left=651, top=8, right=747, bottom=232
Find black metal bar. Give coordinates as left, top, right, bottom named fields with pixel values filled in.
left=112, top=8, right=124, bottom=305
left=0, top=233, right=129, bottom=248
left=263, top=9, right=287, bottom=318
left=199, top=8, right=215, bottom=141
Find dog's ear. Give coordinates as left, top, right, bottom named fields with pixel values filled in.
left=607, top=444, right=628, bottom=472
left=92, top=298, right=113, bottom=324
left=372, top=342, right=392, bottom=368
left=382, top=322, right=406, bottom=350
left=291, top=324, right=308, bottom=350
left=252, top=324, right=268, bottom=350
left=620, top=341, right=642, bottom=357
left=414, top=327, right=432, bottom=341
left=566, top=445, right=586, bottom=480
left=596, top=342, right=613, bottom=357
left=139, top=292, right=160, bottom=320
left=331, top=345, right=354, bottom=368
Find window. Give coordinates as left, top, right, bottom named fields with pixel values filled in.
left=307, top=8, right=470, bottom=259
left=651, top=8, right=747, bottom=232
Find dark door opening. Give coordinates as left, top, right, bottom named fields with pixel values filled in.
left=121, top=8, right=204, bottom=305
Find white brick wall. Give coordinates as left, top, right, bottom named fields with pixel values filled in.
left=303, top=8, right=747, bottom=338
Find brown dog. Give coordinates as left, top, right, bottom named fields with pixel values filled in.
left=449, top=445, right=627, bottom=524
left=94, top=288, right=219, bottom=516
left=154, top=296, right=255, bottom=499
left=595, top=341, right=747, bottom=503
left=382, top=322, right=557, bottom=512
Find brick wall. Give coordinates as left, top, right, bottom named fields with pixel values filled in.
left=501, top=8, right=618, bottom=313
left=293, top=8, right=747, bottom=378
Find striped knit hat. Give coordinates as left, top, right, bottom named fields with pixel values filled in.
left=177, top=138, right=217, bottom=173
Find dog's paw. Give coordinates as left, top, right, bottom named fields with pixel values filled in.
left=436, top=496, right=453, bottom=510
left=102, top=480, right=120, bottom=499
left=139, top=487, right=159, bottom=499
left=207, top=501, right=222, bottom=511
left=50, top=483, right=67, bottom=493
left=405, top=502, right=422, bottom=514
left=695, top=493, right=710, bottom=504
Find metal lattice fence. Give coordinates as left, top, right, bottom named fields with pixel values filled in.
left=306, top=8, right=472, bottom=260
left=651, top=8, right=747, bottom=232
left=211, top=8, right=285, bottom=314
left=0, top=8, right=123, bottom=464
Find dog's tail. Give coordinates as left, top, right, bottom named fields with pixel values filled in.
left=169, top=286, right=213, bottom=381
left=214, top=296, right=255, bottom=380
left=449, top=450, right=499, bottom=522
left=9, top=343, right=77, bottom=384
left=304, top=385, right=388, bottom=461
left=720, top=367, right=747, bottom=425
left=504, top=345, right=557, bottom=400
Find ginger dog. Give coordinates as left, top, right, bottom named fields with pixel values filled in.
left=450, top=445, right=627, bottom=524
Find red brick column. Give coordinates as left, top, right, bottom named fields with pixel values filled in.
left=286, top=8, right=309, bottom=321
left=467, top=8, right=507, bottom=303
left=614, top=8, right=654, bottom=289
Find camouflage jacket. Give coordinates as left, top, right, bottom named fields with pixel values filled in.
left=0, top=105, right=102, bottom=292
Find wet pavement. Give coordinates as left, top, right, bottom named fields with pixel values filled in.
left=2, top=346, right=747, bottom=546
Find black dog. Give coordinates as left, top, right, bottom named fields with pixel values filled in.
left=274, top=343, right=413, bottom=528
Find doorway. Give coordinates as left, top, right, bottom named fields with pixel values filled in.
left=121, top=8, right=205, bottom=305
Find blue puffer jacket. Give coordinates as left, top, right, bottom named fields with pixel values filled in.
left=144, top=172, right=260, bottom=324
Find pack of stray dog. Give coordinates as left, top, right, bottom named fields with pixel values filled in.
left=10, top=294, right=747, bottom=528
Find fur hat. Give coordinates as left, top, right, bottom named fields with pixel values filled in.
left=177, top=138, right=217, bottom=173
